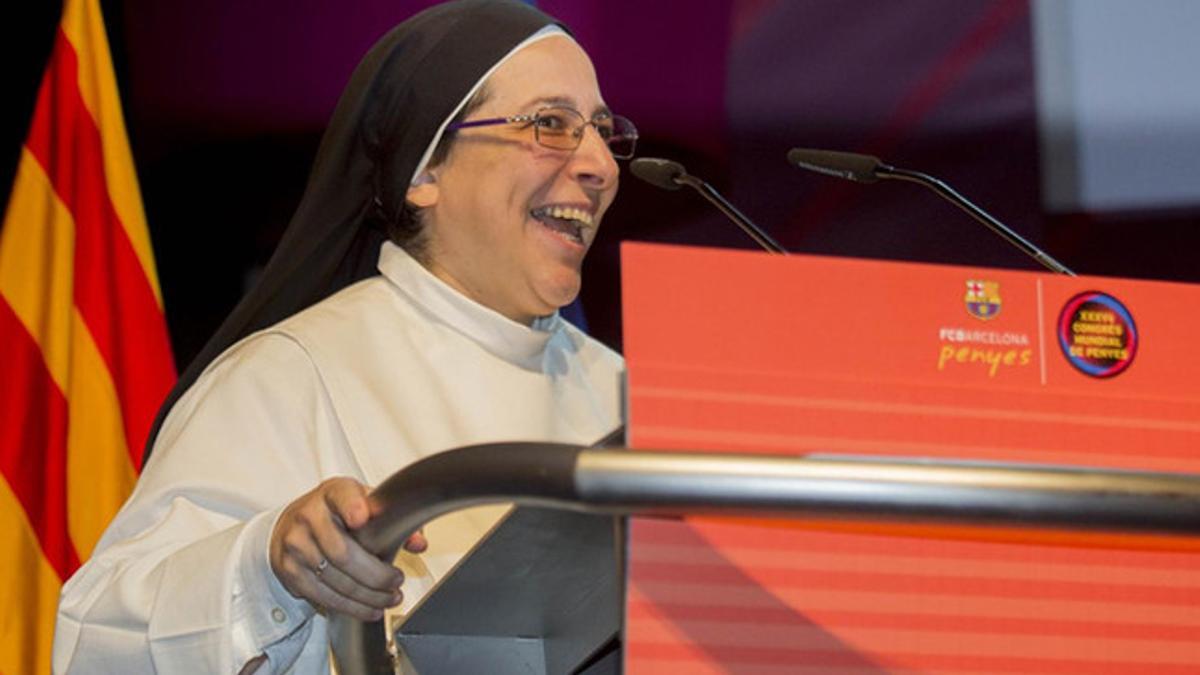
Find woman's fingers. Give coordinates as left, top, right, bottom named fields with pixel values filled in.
left=270, top=477, right=411, bottom=620
left=315, top=481, right=404, bottom=593
left=323, top=479, right=372, bottom=529
left=403, top=529, right=428, bottom=553
left=279, top=526, right=400, bottom=619
left=292, top=562, right=388, bottom=622
left=310, top=558, right=402, bottom=610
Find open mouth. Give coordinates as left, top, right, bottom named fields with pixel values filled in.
left=530, top=205, right=593, bottom=245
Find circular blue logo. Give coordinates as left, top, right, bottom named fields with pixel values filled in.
left=1057, top=291, right=1137, bottom=378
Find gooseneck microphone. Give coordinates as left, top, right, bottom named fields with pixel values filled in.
left=786, top=148, right=1075, bottom=276
left=631, top=158, right=787, bottom=255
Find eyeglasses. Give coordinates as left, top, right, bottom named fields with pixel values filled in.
left=448, top=106, right=638, bottom=160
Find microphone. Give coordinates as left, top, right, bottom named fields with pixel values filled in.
left=628, top=157, right=686, bottom=191
left=786, top=148, right=1075, bottom=276
left=631, top=157, right=787, bottom=255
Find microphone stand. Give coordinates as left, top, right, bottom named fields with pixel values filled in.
left=672, top=174, right=788, bottom=255
left=876, top=165, right=1076, bottom=276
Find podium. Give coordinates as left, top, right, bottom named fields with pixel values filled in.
left=390, top=508, right=621, bottom=675
left=332, top=244, right=1200, bottom=674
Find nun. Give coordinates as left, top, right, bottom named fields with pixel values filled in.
left=53, top=1, right=635, bottom=671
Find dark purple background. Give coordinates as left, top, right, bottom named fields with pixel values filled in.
left=4, top=0, right=1199, bottom=367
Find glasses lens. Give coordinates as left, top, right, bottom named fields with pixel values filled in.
left=606, top=115, right=638, bottom=159
left=534, top=107, right=584, bottom=150
left=533, top=107, right=637, bottom=159
left=592, top=116, right=615, bottom=141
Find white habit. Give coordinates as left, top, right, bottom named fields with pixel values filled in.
left=53, top=241, right=624, bottom=673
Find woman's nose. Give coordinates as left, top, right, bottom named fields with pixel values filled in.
left=569, top=124, right=619, bottom=190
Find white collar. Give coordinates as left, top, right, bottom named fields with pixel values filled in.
left=377, top=241, right=561, bottom=370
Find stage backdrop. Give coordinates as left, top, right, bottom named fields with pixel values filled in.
left=8, top=0, right=1200, bottom=365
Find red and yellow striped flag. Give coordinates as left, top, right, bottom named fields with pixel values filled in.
left=0, top=0, right=176, bottom=671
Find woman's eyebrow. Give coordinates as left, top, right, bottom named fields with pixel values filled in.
left=526, top=95, right=574, bottom=108
left=523, top=95, right=612, bottom=118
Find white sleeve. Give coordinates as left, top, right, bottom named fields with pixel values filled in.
left=53, top=333, right=361, bottom=674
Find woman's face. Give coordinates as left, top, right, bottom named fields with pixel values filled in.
left=407, top=35, right=619, bottom=325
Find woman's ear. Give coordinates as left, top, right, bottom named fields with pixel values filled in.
left=406, top=172, right=439, bottom=208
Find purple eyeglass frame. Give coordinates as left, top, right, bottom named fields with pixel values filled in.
left=447, top=106, right=637, bottom=159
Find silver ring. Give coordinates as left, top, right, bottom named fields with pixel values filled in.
left=315, top=557, right=329, bottom=576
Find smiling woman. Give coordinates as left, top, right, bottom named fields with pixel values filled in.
left=52, top=2, right=627, bottom=673
left=408, top=35, right=623, bottom=324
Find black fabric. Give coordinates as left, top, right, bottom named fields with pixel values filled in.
left=145, top=0, right=564, bottom=462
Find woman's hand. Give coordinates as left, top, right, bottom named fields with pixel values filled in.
left=269, top=477, right=427, bottom=621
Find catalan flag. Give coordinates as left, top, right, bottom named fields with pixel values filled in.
left=0, top=0, right=175, bottom=671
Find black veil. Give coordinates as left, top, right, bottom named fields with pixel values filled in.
left=145, top=0, right=564, bottom=461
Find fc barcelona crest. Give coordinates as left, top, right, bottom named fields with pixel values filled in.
left=964, top=279, right=1001, bottom=320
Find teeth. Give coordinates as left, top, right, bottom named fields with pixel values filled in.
left=532, top=205, right=593, bottom=226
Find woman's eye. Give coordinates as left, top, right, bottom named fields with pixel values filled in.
left=537, top=113, right=570, bottom=133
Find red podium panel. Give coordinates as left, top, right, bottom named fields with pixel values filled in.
left=621, top=242, right=1200, bottom=674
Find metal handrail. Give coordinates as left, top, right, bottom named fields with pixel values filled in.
left=330, top=443, right=1200, bottom=674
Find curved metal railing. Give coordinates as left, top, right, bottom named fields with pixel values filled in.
left=330, top=443, right=1200, bottom=674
